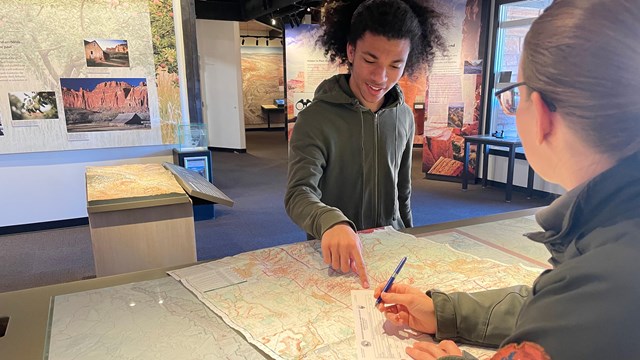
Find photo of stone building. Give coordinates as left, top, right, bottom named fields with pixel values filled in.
left=84, top=39, right=130, bottom=67
left=84, top=40, right=106, bottom=62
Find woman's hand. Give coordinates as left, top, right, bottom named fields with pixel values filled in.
left=406, top=340, right=463, bottom=359
left=373, top=283, right=437, bottom=334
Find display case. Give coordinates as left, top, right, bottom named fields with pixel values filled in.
left=177, top=123, right=208, bottom=151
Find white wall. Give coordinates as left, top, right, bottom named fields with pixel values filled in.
left=485, top=156, right=564, bottom=195
left=197, top=20, right=246, bottom=150
left=0, top=146, right=173, bottom=227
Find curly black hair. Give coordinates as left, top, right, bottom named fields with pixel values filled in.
left=317, top=0, right=447, bottom=77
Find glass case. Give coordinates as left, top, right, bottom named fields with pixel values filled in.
left=176, top=123, right=208, bottom=151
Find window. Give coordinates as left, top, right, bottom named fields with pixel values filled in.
left=488, top=0, right=552, bottom=139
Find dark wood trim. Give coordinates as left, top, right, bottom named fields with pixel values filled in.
left=181, top=0, right=204, bottom=124
left=0, top=218, right=89, bottom=236
left=477, top=0, right=493, bottom=137
left=208, top=146, right=247, bottom=153
left=282, top=26, right=290, bottom=140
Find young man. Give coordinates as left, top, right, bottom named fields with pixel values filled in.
left=285, top=0, right=445, bottom=287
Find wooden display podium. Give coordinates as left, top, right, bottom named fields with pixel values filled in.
left=86, top=164, right=197, bottom=277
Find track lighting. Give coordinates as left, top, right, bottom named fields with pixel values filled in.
left=240, top=35, right=283, bottom=47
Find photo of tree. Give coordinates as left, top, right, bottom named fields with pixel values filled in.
left=60, top=78, right=150, bottom=132
left=84, top=39, right=130, bottom=67
left=9, top=91, right=59, bottom=120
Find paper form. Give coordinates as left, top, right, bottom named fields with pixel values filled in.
left=351, top=290, right=435, bottom=360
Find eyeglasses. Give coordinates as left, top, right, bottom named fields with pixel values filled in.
left=494, top=81, right=557, bottom=116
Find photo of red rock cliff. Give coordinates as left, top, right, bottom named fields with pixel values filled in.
left=60, top=78, right=150, bottom=133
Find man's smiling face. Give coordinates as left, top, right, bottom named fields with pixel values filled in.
left=347, top=32, right=410, bottom=112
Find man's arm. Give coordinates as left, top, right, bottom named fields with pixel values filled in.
left=285, top=117, right=369, bottom=287
left=284, top=117, right=355, bottom=239
left=397, top=113, right=414, bottom=228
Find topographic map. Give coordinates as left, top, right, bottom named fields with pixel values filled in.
left=86, top=163, right=184, bottom=201
left=170, top=225, right=546, bottom=360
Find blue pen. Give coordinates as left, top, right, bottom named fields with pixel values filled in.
left=375, top=256, right=407, bottom=306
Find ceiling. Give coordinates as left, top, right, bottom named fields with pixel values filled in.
left=195, top=0, right=322, bottom=31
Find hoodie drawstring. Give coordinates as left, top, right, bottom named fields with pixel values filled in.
left=394, top=106, right=399, bottom=220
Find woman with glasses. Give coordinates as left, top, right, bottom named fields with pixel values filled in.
left=374, top=0, right=640, bottom=359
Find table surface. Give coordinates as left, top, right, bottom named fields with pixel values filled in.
left=260, top=104, right=284, bottom=110
left=463, top=134, right=522, bottom=146
left=0, top=207, right=546, bottom=360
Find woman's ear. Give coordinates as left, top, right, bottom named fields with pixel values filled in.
left=531, top=91, right=554, bottom=145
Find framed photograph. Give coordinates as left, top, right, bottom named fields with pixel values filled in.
left=183, top=156, right=210, bottom=181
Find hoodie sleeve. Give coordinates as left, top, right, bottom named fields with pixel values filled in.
left=428, top=286, right=531, bottom=348
left=285, top=115, right=356, bottom=239
left=397, top=109, right=414, bottom=228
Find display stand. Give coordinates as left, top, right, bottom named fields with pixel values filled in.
left=172, top=148, right=215, bottom=220
left=85, top=164, right=197, bottom=277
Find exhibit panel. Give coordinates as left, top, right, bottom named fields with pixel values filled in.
left=240, top=43, right=285, bottom=129
left=422, top=0, right=485, bottom=179
left=284, top=24, right=346, bottom=121
left=0, top=0, right=185, bottom=154
left=0, top=0, right=202, bottom=227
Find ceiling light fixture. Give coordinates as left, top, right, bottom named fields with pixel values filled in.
left=271, top=18, right=276, bottom=25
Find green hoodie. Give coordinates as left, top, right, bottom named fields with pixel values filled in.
left=285, top=74, right=414, bottom=239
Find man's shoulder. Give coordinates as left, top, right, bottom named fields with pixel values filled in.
left=298, top=100, right=352, bottom=123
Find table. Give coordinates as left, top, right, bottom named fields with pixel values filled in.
left=463, top=134, right=535, bottom=202
left=260, top=104, right=285, bottom=129
left=0, top=208, right=546, bottom=360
